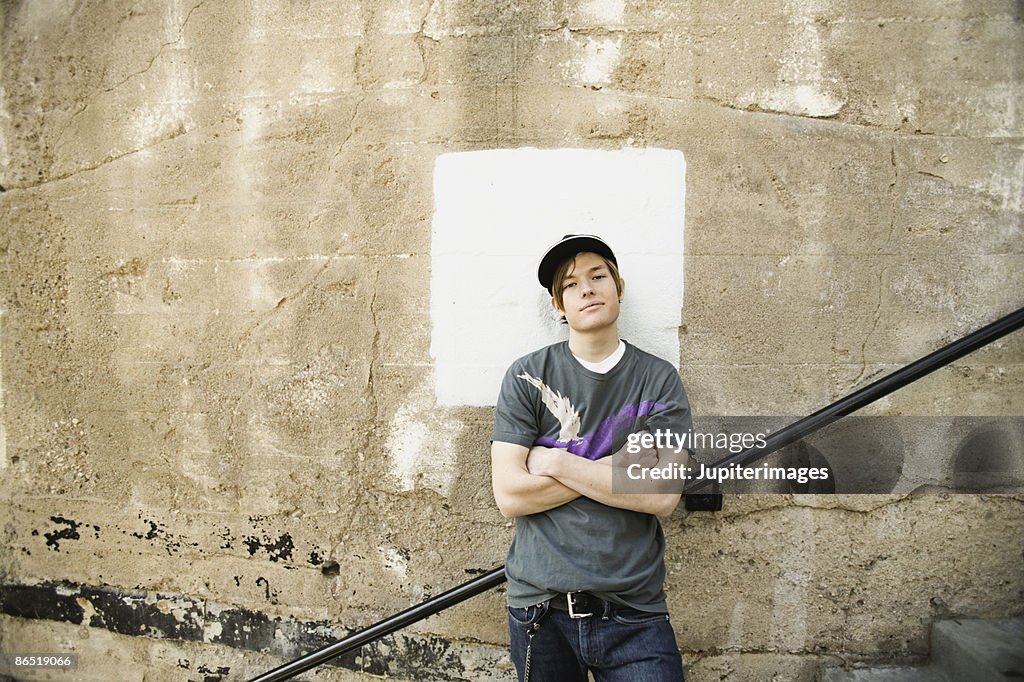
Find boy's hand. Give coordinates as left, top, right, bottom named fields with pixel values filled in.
left=614, top=443, right=659, bottom=469
left=525, top=446, right=564, bottom=477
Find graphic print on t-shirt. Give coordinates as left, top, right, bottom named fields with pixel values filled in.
left=517, top=371, right=665, bottom=460
left=517, top=372, right=582, bottom=443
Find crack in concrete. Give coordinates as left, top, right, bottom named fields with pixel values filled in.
left=323, top=268, right=383, bottom=603
left=697, top=92, right=844, bottom=124
left=48, top=0, right=209, bottom=180
left=102, top=0, right=209, bottom=96
left=294, top=92, right=367, bottom=286
left=691, top=92, right=1012, bottom=137
left=416, top=0, right=441, bottom=45
left=298, top=38, right=368, bottom=239
left=845, top=142, right=900, bottom=391
left=12, top=121, right=190, bottom=191
left=413, top=1, right=440, bottom=89
left=884, top=143, right=899, bottom=248
left=669, top=496, right=911, bottom=532
left=849, top=265, right=889, bottom=390
left=233, top=257, right=335, bottom=352
left=264, top=82, right=368, bottom=338
left=365, top=267, right=383, bottom=423
left=679, top=493, right=1024, bottom=532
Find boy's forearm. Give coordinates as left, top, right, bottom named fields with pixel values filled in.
left=492, top=441, right=581, bottom=517
left=500, top=469, right=581, bottom=516
left=530, top=445, right=687, bottom=516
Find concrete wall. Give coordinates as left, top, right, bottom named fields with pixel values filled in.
left=1, top=1, right=1022, bottom=680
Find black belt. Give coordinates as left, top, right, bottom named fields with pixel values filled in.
left=548, top=591, right=613, bottom=619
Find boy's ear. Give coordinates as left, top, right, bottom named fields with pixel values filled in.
left=551, top=296, right=568, bottom=325
left=618, top=278, right=626, bottom=300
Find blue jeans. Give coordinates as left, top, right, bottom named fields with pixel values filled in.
left=508, top=601, right=685, bottom=681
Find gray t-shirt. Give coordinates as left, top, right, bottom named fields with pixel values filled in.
left=492, top=340, right=693, bottom=611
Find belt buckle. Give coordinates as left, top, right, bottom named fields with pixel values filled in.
left=566, top=591, right=592, bottom=619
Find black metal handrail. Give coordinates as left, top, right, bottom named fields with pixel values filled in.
left=250, top=567, right=506, bottom=682
left=251, top=305, right=1024, bottom=682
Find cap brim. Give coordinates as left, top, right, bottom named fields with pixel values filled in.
left=537, top=235, right=617, bottom=293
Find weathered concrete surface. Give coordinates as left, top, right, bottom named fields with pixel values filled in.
left=0, top=580, right=513, bottom=680
left=1, top=1, right=1022, bottom=680
left=0, top=614, right=417, bottom=682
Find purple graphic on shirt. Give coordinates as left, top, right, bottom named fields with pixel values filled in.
left=535, top=400, right=666, bottom=460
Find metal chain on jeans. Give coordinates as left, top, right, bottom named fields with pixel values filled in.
left=523, top=622, right=539, bottom=682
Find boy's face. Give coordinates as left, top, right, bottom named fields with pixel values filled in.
left=551, top=251, right=624, bottom=333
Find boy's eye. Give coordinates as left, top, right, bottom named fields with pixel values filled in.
left=563, top=281, right=576, bottom=290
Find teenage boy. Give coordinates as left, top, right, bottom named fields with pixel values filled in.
left=491, top=234, right=693, bottom=681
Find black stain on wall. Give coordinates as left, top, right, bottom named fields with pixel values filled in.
left=242, top=532, right=294, bottom=562
left=255, top=576, right=279, bottom=604
left=0, top=579, right=492, bottom=679
left=128, top=515, right=200, bottom=556
left=211, top=607, right=277, bottom=652
left=362, top=632, right=467, bottom=681
left=132, top=519, right=163, bottom=541
left=0, top=583, right=83, bottom=624
left=43, top=516, right=99, bottom=550
left=83, top=587, right=204, bottom=640
left=196, top=664, right=231, bottom=682
left=217, top=527, right=234, bottom=549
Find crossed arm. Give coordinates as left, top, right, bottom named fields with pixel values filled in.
left=491, top=433, right=689, bottom=518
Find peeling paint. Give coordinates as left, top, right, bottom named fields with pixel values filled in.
left=379, top=545, right=410, bottom=579
left=578, top=0, right=625, bottom=28
left=971, top=154, right=1024, bottom=213
left=386, top=381, right=461, bottom=494
left=572, top=35, right=623, bottom=86
left=741, top=0, right=844, bottom=117
left=133, top=518, right=163, bottom=541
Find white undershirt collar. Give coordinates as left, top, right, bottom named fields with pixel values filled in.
left=572, top=340, right=626, bottom=374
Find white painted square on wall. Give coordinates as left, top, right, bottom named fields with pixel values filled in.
left=430, top=148, right=686, bottom=407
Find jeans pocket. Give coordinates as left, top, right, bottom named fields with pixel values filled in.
left=508, top=602, right=549, bottom=628
left=611, top=608, right=670, bottom=626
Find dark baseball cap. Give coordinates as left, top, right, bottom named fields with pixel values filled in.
left=537, top=234, right=618, bottom=293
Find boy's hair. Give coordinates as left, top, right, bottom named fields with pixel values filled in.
left=551, top=253, right=624, bottom=313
